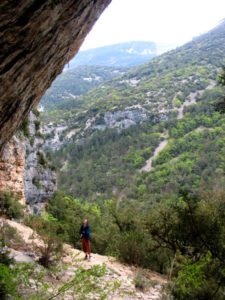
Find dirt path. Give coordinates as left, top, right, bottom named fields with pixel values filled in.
left=141, top=140, right=168, bottom=172
left=176, top=91, right=197, bottom=119
left=176, top=81, right=216, bottom=119
left=63, top=245, right=167, bottom=300
left=3, top=219, right=167, bottom=300
left=141, top=82, right=217, bottom=173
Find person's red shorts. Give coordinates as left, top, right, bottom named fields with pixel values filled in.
left=82, top=237, right=91, bottom=255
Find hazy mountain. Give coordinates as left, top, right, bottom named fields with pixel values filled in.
left=66, top=41, right=158, bottom=68
left=40, top=41, right=177, bottom=111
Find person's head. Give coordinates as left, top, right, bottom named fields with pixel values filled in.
left=83, top=219, right=88, bottom=227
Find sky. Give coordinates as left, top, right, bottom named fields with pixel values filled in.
left=80, top=0, right=225, bottom=50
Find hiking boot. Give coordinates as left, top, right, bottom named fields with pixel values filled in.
left=84, top=254, right=88, bottom=260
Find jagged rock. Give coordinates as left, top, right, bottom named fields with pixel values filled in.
left=0, top=0, right=112, bottom=151
left=0, top=112, right=56, bottom=209
left=10, top=249, right=35, bottom=263
left=24, top=112, right=57, bottom=210
left=88, top=108, right=168, bottom=132
left=104, top=109, right=148, bottom=129
left=0, top=136, right=26, bottom=204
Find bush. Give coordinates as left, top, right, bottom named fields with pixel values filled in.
left=36, top=233, right=63, bottom=268
left=28, top=216, right=63, bottom=268
left=134, top=270, right=153, bottom=292
left=0, top=192, right=24, bottom=219
left=0, top=223, right=17, bottom=299
left=172, top=252, right=225, bottom=299
left=0, top=222, right=24, bottom=251
left=148, top=189, right=225, bottom=298
left=117, top=231, right=150, bottom=266
left=32, top=108, right=40, bottom=117
left=0, top=240, right=13, bottom=266
left=37, top=151, right=48, bottom=167
left=34, top=120, right=41, bottom=131
left=20, top=117, right=30, bottom=137
left=0, top=263, right=18, bottom=300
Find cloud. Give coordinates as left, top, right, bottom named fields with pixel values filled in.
left=81, top=0, right=225, bottom=50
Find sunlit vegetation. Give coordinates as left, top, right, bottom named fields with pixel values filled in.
left=36, top=21, right=225, bottom=298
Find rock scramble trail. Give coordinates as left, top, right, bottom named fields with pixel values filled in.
left=141, top=81, right=216, bottom=173
left=2, top=219, right=167, bottom=299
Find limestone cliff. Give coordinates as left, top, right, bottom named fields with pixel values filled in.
left=0, top=112, right=56, bottom=211
left=24, top=112, right=56, bottom=214
left=0, top=136, right=26, bottom=204
left=0, top=0, right=111, bottom=151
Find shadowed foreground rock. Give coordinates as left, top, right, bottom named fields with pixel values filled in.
left=0, top=0, right=111, bottom=151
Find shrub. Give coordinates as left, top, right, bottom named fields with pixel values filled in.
left=37, top=151, right=48, bottom=167
left=134, top=270, right=153, bottom=292
left=32, top=176, right=42, bottom=188
left=0, top=240, right=13, bottom=266
left=34, top=120, right=41, bottom=131
left=0, top=223, right=17, bottom=299
left=148, top=189, right=225, bottom=298
left=117, top=231, right=150, bottom=266
left=0, top=222, right=24, bottom=251
left=28, top=217, right=63, bottom=268
left=173, top=97, right=182, bottom=107
left=32, top=108, right=40, bottom=117
left=36, top=233, right=63, bottom=268
left=0, top=192, right=24, bottom=219
left=171, top=252, right=225, bottom=299
left=20, top=117, right=30, bottom=137
left=0, top=263, right=18, bottom=300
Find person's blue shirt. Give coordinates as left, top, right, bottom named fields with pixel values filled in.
left=80, top=224, right=90, bottom=240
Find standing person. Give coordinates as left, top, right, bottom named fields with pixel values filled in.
left=80, top=219, right=91, bottom=261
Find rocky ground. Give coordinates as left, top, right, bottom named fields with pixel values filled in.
left=2, top=218, right=167, bottom=300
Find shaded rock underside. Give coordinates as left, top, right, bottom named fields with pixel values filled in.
left=0, top=0, right=111, bottom=151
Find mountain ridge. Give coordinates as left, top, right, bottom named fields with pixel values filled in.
left=41, top=19, right=225, bottom=203
left=65, top=41, right=158, bottom=68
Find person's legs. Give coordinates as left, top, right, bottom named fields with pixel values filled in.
left=82, top=238, right=88, bottom=259
left=86, top=240, right=91, bottom=261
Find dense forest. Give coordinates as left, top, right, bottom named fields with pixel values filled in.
left=37, top=21, right=225, bottom=298
left=44, top=21, right=225, bottom=203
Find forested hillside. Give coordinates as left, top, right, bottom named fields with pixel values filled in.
left=41, top=65, right=125, bottom=111
left=43, top=21, right=225, bottom=202
left=38, top=21, right=225, bottom=299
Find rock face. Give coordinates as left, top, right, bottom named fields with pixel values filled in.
left=103, top=108, right=149, bottom=129
left=0, top=112, right=56, bottom=211
left=0, top=136, right=26, bottom=204
left=87, top=107, right=168, bottom=131
left=0, top=0, right=112, bottom=151
left=40, top=107, right=170, bottom=152
left=24, top=112, right=56, bottom=214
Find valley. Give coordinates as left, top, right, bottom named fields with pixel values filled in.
left=0, top=16, right=225, bottom=300
left=31, top=22, right=225, bottom=299
left=40, top=21, right=225, bottom=206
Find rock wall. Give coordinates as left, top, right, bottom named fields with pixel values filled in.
left=0, top=0, right=111, bottom=151
left=24, top=112, right=56, bottom=214
left=0, top=136, right=26, bottom=204
left=87, top=107, right=168, bottom=131
left=0, top=112, right=56, bottom=212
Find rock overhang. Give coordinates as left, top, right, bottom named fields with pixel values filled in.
left=0, top=0, right=112, bottom=151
